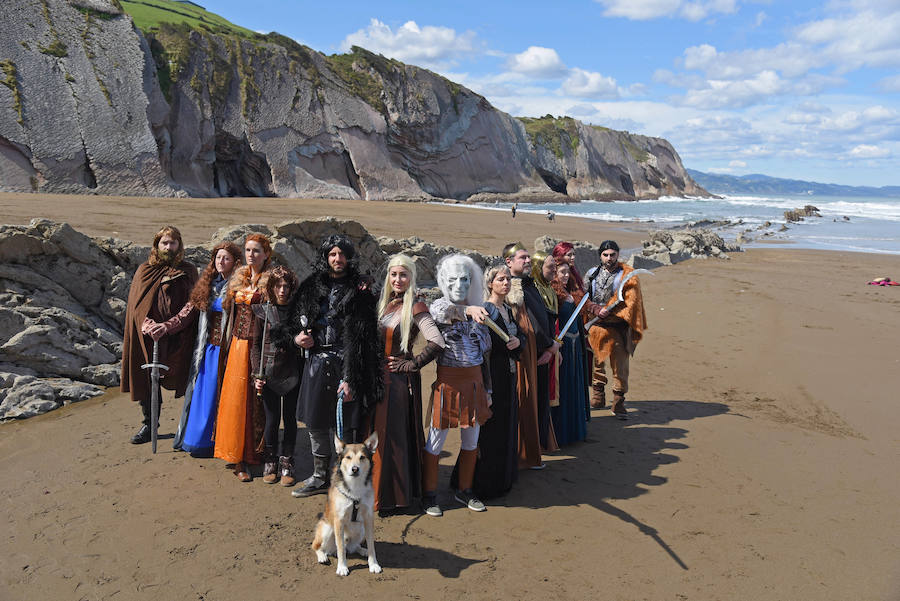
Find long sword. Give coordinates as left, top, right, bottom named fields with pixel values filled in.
left=554, top=290, right=593, bottom=343
left=584, top=268, right=653, bottom=330
left=483, top=316, right=510, bottom=343
left=141, top=340, right=169, bottom=454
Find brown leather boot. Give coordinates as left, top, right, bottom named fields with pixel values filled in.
left=590, top=386, right=607, bottom=409
left=279, top=456, right=295, bottom=487
left=611, top=391, right=627, bottom=420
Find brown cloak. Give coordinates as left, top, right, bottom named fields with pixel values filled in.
left=120, top=260, right=199, bottom=402
left=586, top=263, right=647, bottom=361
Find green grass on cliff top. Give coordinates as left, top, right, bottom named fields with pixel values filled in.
left=120, top=0, right=258, bottom=38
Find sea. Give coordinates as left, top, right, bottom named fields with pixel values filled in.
left=461, top=194, right=900, bottom=255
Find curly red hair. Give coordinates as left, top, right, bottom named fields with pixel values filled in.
left=189, top=241, right=243, bottom=310
left=552, top=241, right=584, bottom=292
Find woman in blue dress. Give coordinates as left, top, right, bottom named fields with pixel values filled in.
left=550, top=262, right=588, bottom=445
left=169, top=241, right=242, bottom=454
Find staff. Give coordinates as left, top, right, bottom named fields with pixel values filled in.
left=255, top=301, right=270, bottom=399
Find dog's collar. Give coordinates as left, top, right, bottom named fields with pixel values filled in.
left=337, top=484, right=361, bottom=522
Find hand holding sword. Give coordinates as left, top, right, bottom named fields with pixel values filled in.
left=299, top=315, right=310, bottom=359
left=583, top=268, right=653, bottom=330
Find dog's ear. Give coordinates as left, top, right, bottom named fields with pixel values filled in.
left=334, top=434, right=345, bottom=455
left=363, top=430, right=378, bottom=453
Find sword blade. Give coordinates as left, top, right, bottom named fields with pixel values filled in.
left=555, top=290, right=592, bottom=343
left=150, top=340, right=160, bottom=454
left=483, top=315, right=510, bottom=343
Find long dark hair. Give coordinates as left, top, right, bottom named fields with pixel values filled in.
left=189, top=241, right=242, bottom=310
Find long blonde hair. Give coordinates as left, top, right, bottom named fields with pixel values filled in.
left=377, top=254, right=418, bottom=353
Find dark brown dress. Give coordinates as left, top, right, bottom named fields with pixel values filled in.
left=372, top=301, right=442, bottom=512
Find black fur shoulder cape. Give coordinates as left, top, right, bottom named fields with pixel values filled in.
left=288, top=270, right=384, bottom=410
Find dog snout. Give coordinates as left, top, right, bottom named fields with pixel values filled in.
left=351, top=465, right=359, bottom=476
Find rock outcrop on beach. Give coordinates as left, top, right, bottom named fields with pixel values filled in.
left=0, top=217, right=389, bottom=419
left=0, top=0, right=706, bottom=202
left=628, top=230, right=742, bottom=269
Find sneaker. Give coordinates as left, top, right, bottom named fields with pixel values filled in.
left=422, top=494, right=442, bottom=517
left=529, top=462, right=547, bottom=470
left=130, top=425, right=151, bottom=444
left=455, top=489, right=486, bottom=512
left=262, top=461, right=278, bottom=484
left=291, top=475, right=329, bottom=497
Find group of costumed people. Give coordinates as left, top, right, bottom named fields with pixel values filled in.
left=122, top=226, right=646, bottom=515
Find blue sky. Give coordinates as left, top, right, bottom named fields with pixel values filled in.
left=203, top=0, right=899, bottom=187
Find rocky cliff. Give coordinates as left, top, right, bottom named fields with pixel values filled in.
left=0, top=0, right=707, bottom=201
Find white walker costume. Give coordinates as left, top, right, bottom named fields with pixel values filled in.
left=423, top=255, right=492, bottom=516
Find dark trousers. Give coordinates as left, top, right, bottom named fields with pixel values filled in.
left=139, top=384, right=161, bottom=426
left=262, top=384, right=299, bottom=458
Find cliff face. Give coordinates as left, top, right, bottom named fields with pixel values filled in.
left=0, top=0, right=707, bottom=201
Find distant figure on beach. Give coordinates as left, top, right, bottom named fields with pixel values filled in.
left=171, top=241, right=242, bottom=454
left=584, top=240, right=647, bottom=419
left=121, top=226, right=198, bottom=445
left=289, top=235, right=382, bottom=498
left=511, top=203, right=517, bottom=218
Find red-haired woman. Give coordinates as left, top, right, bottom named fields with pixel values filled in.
left=551, top=241, right=585, bottom=293
left=166, top=241, right=243, bottom=454
left=214, top=234, right=272, bottom=482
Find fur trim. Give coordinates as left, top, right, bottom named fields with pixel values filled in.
left=507, top=276, right=525, bottom=307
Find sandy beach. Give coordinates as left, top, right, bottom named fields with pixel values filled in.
left=2, top=194, right=899, bottom=601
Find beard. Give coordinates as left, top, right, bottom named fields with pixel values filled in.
left=156, top=250, right=178, bottom=266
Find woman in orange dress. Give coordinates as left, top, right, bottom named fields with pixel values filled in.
left=214, top=234, right=272, bottom=482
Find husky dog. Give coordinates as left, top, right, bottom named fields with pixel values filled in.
left=312, top=432, right=382, bottom=576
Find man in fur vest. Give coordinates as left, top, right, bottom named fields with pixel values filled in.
left=289, top=235, right=383, bottom=497
left=583, top=240, right=647, bottom=419
left=121, top=226, right=198, bottom=444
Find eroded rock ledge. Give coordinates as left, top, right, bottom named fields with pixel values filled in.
left=1, top=219, right=737, bottom=420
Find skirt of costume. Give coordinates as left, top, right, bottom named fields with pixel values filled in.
left=551, top=300, right=588, bottom=445
left=429, top=365, right=492, bottom=429
left=214, top=296, right=264, bottom=465
left=372, top=369, right=424, bottom=511
left=181, top=342, right=222, bottom=454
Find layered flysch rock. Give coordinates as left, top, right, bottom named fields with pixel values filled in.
left=0, top=217, right=385, bottom=420
left=0, top=0, right=707, bottom=201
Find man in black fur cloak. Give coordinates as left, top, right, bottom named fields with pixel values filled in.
left=289, top=234, right=383, bottom=497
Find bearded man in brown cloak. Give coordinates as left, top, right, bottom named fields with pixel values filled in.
left=121, top=226, right=199, bottom=444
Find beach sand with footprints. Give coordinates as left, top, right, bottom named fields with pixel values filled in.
left=1, top=193, right=899, bottom=600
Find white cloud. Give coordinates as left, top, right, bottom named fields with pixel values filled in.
left=561, top=68, right=621, bottom=98
left=846, top=144, right=891, bottom=158
left=506, top=46, right=568, bottom=78
left=340, top=19, right=481, bottom=69
left=729, top=160, right=747, bottom=167
left=678, top=71, right=842, bottom=109
left=795, top=8, right=900, bottom=72
left=878, top=74, right=900, bottom=91
left=595, top=0, right=738, bottom=21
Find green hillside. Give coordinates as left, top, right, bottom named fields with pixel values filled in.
left=119, top=0, right=259, bottom=39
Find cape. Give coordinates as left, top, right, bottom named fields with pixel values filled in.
left=587, top=263, right=647, bottom=361
left=289, top=270, right=383, bottom=410
left=120, top=260, right=198, bottom=401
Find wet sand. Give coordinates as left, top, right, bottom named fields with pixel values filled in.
left=1, top=194, right=899, bottom=600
